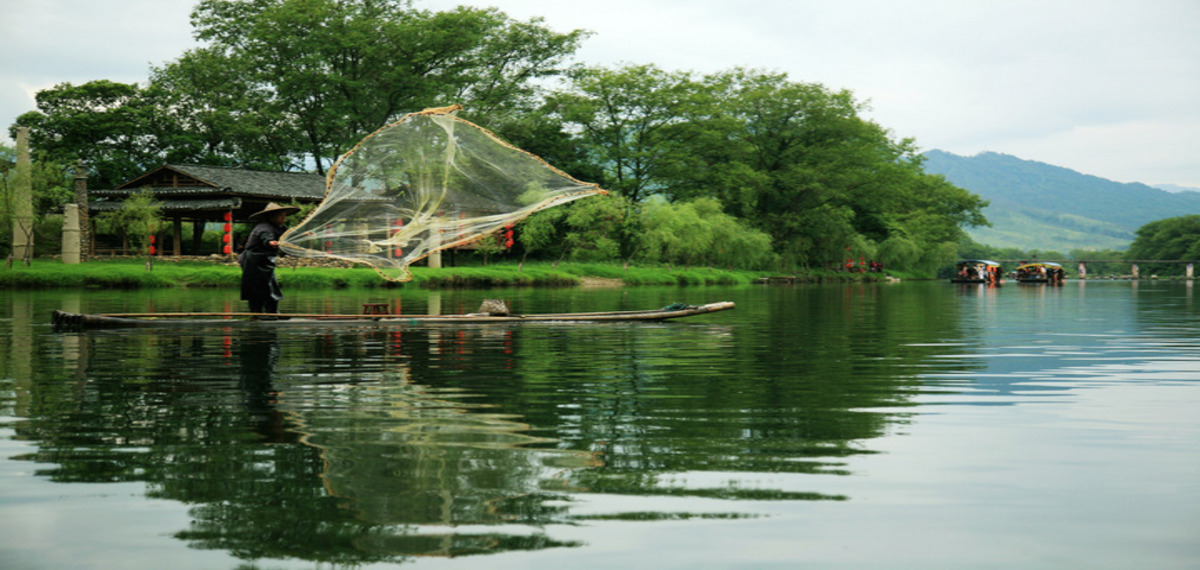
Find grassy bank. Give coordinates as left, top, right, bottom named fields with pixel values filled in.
left=0, top=258, right=889, bottom=289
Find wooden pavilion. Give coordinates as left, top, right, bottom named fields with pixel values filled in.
left=89, top=164, right=326, bottom=256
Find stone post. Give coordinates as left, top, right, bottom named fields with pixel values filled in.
left=73, top=162, right=90, bottom=261
left=428, top=222, right=443, bottom=269
left=1131, top=263, right=1139, bottom=279
left=1187, top=263, right=1194, bottom=280
left=62, top=204, right=81, bottom=264
left=12, top=127, right=34, bottom=262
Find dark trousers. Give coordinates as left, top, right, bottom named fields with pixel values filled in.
left=249, top=298, right=279, bottom=314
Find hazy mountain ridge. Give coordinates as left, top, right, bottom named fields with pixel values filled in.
left=922, top=150, right=1200, bottom=251
left=1153, top=183, right=1200, bottom=194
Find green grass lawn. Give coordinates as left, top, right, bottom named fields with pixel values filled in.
left=0, top=257, right=889, bottom=289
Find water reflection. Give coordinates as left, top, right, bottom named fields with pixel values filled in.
left=2, top=284, right=992, bottom=566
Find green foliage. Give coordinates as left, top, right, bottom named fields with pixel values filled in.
left=9, top=4, right=989, bottom=275
left=636, top=197, right=775, bottom=269
left=546, top=66, right=985, bottom=271
left=95, top=189, right=162, bottom=255
left=518, top=193, right=633, bottom=263
left=182, top=0, right=586, bottom=174
left=548, top=64, right=708, bottom=202
left=877, top=235, right=921, bottom=271
left=12, top=80, right=162, bottom=188
left=1126, top=215, right=1200, bottom=275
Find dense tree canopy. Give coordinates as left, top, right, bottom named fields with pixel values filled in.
left=1126, top=215, right=1200, bottom=275
left=545, top=64, right=988, bottom=270
left=8, top=0, right=990, bottom=273
left=183, top=0, right=587, bottom=174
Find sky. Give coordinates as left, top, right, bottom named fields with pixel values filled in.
left=3, top=0, right=1198, bottom=188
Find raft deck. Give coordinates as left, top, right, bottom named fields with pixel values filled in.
left=52, top=302, right=736, bottom=330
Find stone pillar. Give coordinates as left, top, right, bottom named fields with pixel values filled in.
left=62, top=204, right=81, bottom=264
left=73, top=162, right=90, bottom=261
left=1077, top=262, right=1087, bottom=279
left=1131, top=263, right=1139, bottom=279
left=428, top=223, right=443, bottom=269
left=173, top=216, right=183, bottom=256
left=1187, top=263, right=1194, bottom=280
left=12, top=127, right=34, bottom=261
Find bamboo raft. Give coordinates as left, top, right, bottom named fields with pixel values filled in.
left=51, top=301, right=736, bottom=330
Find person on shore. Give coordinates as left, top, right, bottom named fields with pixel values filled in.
left=240, top=203, right=299, bottom=316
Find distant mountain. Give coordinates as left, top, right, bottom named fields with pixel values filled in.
left=1153, top=183, right=1200, bottom=194
left=921, top=150, right=1200, bottom=252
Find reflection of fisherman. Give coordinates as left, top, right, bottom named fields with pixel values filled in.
left=240, top=203, right=299, bottom=316
left=238, top=329, right=297, bottom=444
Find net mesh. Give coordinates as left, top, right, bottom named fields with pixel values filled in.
left=280, top=108, right=605, bottom=281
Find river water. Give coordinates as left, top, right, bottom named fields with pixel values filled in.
left=1, top=280, right=1198, bottom=569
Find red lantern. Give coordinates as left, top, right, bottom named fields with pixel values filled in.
left=223, top=222, right=232, bottom=233
left=224, top=211, right=233, bottom=222
left=223, top=245, right=232, bottom=254
left=393, top=248, right=403, bottom=257
left=149, top=245, right=156, bottom=255
left=222, top=234, right=231, bottom=244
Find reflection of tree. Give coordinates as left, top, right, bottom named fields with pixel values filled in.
left=14, top=326, right=594, bottom=564
left=10, top=283, right=982, bottom=562
left=421, top=285, right=977, bottom=504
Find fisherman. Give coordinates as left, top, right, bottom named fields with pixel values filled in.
left=240, top=203, right=299, bottom=317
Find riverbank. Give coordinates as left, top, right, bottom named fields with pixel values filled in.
left=0, top=258, right=893, bottom=289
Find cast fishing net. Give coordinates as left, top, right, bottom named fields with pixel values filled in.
left=280, top=106, right=605, bottom=281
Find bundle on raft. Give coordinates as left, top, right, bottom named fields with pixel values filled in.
left=51, top=302, right=736, bottom=331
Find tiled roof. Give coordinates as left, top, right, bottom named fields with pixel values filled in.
left=98, top=164, right=327, bottom=201
left=90, top=197, right=243, bottom=212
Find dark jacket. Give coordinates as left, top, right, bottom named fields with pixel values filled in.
left=240, top=221, right=287, bottom=303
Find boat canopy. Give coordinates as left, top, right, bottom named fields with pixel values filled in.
left=1016, top=262, right=1063, bottom=270
left=955, top=259, right=1002, bottom=267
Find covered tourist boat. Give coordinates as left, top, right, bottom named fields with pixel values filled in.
left=1014, top=262, right=1065, bottom=284
left=951, top=260, right=1003, bottom=284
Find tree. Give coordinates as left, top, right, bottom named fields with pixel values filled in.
left=635, top=197, right=775, bottom=269
left=518, top=193, right=632, bottom=264
left=1126, top=215, right=1200, bottom=275
left=182, top=0, right=587, bottom=174
left=548, top=64, right=709, bottom=203
left=146, top=49, right=298, bottom=171
left=12, top=81, right=162, bottom=188
left=95, top=189, right=162, bottom=255
left=681, top=68, right=987, bottom=271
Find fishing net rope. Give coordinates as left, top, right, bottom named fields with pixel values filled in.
left=280, top=107, right=605, bottom=281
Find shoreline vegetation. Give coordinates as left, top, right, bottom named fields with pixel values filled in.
left=0, top=258, right=899, bottom=290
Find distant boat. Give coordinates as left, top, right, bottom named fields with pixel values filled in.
left=951, top=259, right=1003, bottom=284
left=1015, top=262, right=1065, bottom=284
